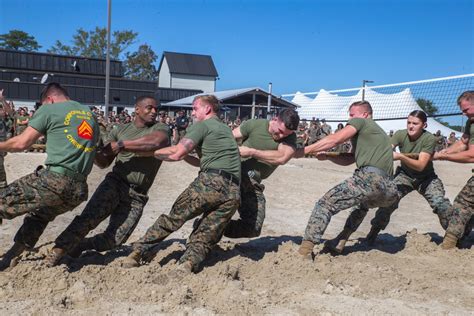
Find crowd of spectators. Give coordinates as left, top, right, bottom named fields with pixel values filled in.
left=0, top=91, right=461, bottom=154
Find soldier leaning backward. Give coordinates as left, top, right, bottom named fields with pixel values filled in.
left=433, top=90, right=474, bottom=249
left=333, top=110, right=453, bottom=251
left=122, top=94, right=241, bottom=274
left=223, top=108, right=300, bottom=239
left=294, top=101, right=398, bottom=259
left=45, top=96, right=169, bottom=267
left=0, top=83, right=99, bottom=270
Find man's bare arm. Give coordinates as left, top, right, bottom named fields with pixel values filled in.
left=239, top=142, right=296, bottom=165
left=154, top=138, right=197, bottom=162
left=109, top=131, right=169, bottom=156
left=434, top=143, right=474, bottom=163
left=440, top=136, right=468, bottom=154
left=303, top=125, right=357, bottom=156
left=0, top=126, right=41, bottom=152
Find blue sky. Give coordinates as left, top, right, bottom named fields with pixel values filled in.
left=0, top=0, right=473, bottom=96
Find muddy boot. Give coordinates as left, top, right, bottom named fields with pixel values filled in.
left=441, top=232, right=458, bottom=250
left=298, top=240, right=315, bottom=260
left=44, top=248, right=67, bottom=268
left=331, top=228, right=354, bottom=254
left=366, top=227, right=381, bottom=246
left=121, top=250, right=142, bottom=268
left=0, top=242, right=26, bottom=271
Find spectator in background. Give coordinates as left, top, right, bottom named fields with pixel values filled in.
left=320, top=119, right=332, bottom=137
left=447, top=131, right=457, bottom=147
left=433, top=130, right=446, bottom=151
left=15, top=108, right=29, bottom=136
left=175, top=110, right=189, bottom=144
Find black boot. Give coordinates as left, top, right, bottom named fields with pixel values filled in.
left=366, top=227, right=381, bottom=245
left=0, top=242, right=26, bottom=271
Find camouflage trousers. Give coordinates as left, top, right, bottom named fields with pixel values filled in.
left=0, top=168, right=88, bottom=248
left=132, top=172, right=240, bottom=270
left=54, top=172, right=148, bottom=253
left=344, top=168, right=452, bottom=232
left=223, top=172, right=266, bottom=238
left=304, top=168, right=398, bottom=244
left=0, top=154, right=7, bottom=189
left=446, top=176, right=474, bottom=239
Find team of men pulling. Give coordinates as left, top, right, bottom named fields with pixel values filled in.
left=0, top=83, right=472, bottom=273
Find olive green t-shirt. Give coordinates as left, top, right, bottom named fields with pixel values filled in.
left=348, top=118, right=393, bottom=175
left=392, top=129, right=435, bottom=178
left=184, top=116, right=241, bottom=180
left=108, top=122, right=169, bottom=193
left=29, top=100, right=99, bottom=176
left=240, top=119, right=297, bottom=180
left=464, top=119, right=474, bottom=145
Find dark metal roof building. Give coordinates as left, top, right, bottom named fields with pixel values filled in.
left=0, top=49, right=202, bottom=107
left=159, top=51, right=218, bottom=77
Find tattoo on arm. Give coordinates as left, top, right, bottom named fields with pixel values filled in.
left=179, top=138, right=196, bottom=153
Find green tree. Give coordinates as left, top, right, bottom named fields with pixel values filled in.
left=416, top=98, right=438, bottom=116
left=48, top=27, right=137, bottom=59
left=123, top=44, right=158, bottom=81
left=0, top=29, right=41, bottom=51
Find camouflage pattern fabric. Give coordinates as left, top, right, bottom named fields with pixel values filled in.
left=446, top=176, right=474, bottom=239
left=223, top=172, right=265, bottom=238
left=54, top=172, right=148, bottom=253
left=345, top=168, right=452, bottom=232
left=303, top=169, right=398, bottom=244
left=0, top=168, right=88, bottom=248
left=307, top=126, right=322, bottom=145
left=0, top=155, right=6, bottom=189
left=132, top=172, right=240, bottom=270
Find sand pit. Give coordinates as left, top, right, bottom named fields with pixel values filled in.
left=0, top=153, right=472, bottom=314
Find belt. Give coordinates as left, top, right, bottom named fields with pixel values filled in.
left=202, top=169, right=240, bottom=186
left=360, top=166, right=389, bottom=178
left=46, top=165, right=86, bottom=181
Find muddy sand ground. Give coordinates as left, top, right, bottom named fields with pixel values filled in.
left=0, top=153, right=472, bottom=315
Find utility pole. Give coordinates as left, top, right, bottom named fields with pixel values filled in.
left=104, top=0, right=112, bottom=119
left=361, top=79, right=374, bottom=101
left=267, top=82, right=272, bottom=119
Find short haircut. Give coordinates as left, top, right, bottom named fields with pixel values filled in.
left=40, top=82, right=69, bottom=102
left=194, top=95, right=220, bottom=112
left=277, top=108, right=300, bottom=130
left=349, top=101, right=373, bottom=114
left=457, top=91, right=474, bottom=105
left=409, top=110, right=427, bottom=123
left=135, top=95, right=157, bottom=106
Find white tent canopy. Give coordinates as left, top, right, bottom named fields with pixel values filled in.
left=292, top=88, right=461, bottom=137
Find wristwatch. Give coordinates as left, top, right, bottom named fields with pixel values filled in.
left=117, top=140, right=125, bottom=152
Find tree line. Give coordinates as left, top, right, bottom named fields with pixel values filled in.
left=0, top=28, right=158, bottom=81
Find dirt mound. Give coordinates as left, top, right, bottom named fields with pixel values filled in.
left=0, top=154, right=472, bottom=314
left=0, top=231, right=472, bottom=315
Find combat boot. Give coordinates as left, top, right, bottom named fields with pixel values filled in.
left=69, top=239, right=94, bottom=258
left=44, top=248, right=67, bottom=267
left=441, top=232, right=458, bottom=250
left=331, top=228, right=354, bottom=254
left=121, top=250, right=142, bottom=268
left=298, top=240, right=315, bottom=260
left=366, top=227, right=381, bottom=245
left=0, top=242, right=26, bottom=271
